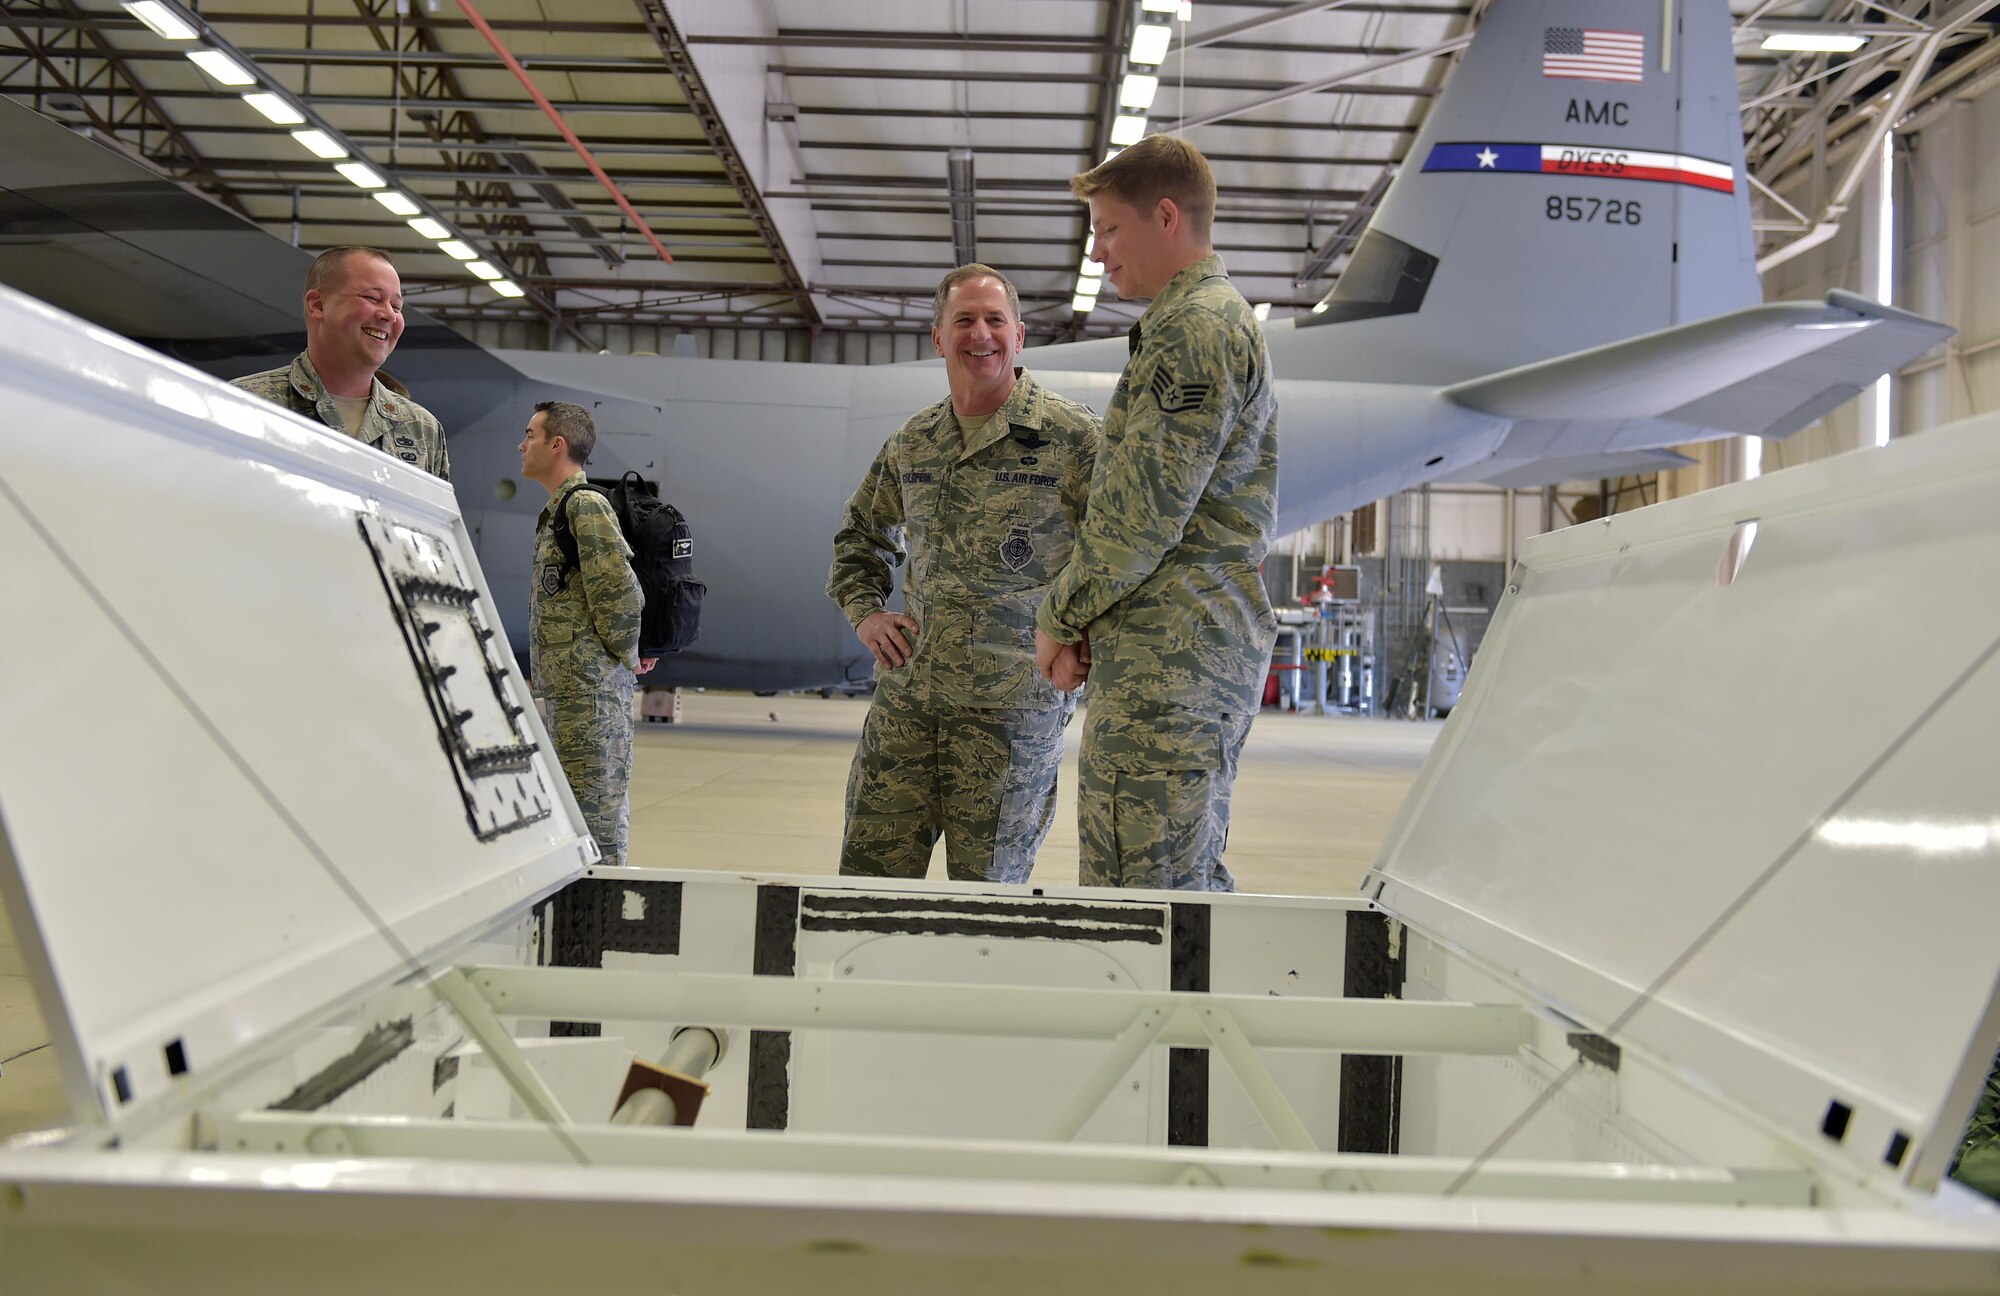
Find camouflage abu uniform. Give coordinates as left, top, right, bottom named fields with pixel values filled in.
left=1036, top=254, right=1279, bottom=892
left=828, top=372, right=1099, bottom=882
left=531, top=471, right=643, bottom=866
left=231, top=352, right=451, bottom=480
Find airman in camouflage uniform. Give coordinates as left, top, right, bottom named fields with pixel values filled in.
left=828, top=266, right=1099, bottom=883
left=230, top=246, right=450, bottom=479
left=1036, top=136, right=1279, bottom=893
left=522, top=401, right=644, bottom=867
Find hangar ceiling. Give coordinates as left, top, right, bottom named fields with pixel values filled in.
left=1, top=0, right=1995, bottom=343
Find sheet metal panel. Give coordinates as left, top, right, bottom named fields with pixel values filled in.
left=0, top=286, right=589, bottom=1124
left=1369, top=410, right=2000, bottom=1190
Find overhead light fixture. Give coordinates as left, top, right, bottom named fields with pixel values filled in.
left=186, top=49, right=255, bottom=87
left=334, top=161, right=384, bottom=188
left=437, top=240, right=478, bottom=261
left=372, top=190, right=420, bottom=217
left=1760, top=32, right=1868, bottom=53
left=1074, top=274, right=1101, bottom=298
left=1078, top=256, right=1102, bottom=278
left=466, top=261, right=504, bottom=281
left=1103, top=148, right=1124, bottom=164
left=1253, top=302, right=1272, bottom=322
left=241, top=92, right=303, bottom=125
left=491, top=280, right=526, bottom=299
left=1130, top=23, right=1173, bottom=65
left=1110, top=113, right=1148, bottom=147
left=290, top=129, right=347, bottom=160
left=1140, top=0, right=1180, bottom=12
left=1071, top=293, right=1098, bottom=313
left=1119, top=73, right=1159, bottom=111
left=407, top=217, right=449, bottom=239
left=122, top=1, right=198, bottom=40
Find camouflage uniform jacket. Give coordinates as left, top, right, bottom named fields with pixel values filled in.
left=828, top=372, right=1099, bottom=711
left=530, top=471, right=643, bottom=695
left=231, top=352, right=451, bottom=480
left=1035, top=254, right=1279, bottom=717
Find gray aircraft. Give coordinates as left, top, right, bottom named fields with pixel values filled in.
left=0, top=0, right=1951, bottom=692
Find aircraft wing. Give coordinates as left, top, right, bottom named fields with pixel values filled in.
left=1442, top=292, right=1954, bottom=457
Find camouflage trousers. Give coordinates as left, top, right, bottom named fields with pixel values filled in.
left=1076, top=704, right=1252, bottom=892
left=1952, top=1046, right=2000, bottom=1201
left=840, top=696, right=1070, bottom=883
left=545, top=674, right=635, bottom=867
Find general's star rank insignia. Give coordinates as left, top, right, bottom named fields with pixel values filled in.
left=1149, top=367, right=1214, bottom=414
left=999, top=525, right=1034, bottom=573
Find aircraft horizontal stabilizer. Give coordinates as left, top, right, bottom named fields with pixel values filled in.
left=1443, top=291, right=1953, bottom=448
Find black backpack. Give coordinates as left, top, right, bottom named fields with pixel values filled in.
left=552, top=472, right=705, bottom=658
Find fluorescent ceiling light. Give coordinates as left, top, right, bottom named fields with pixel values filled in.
left=1119, top=73, right=1159, bottom=111
left=1129, top=23, right=1172, bottom=65
left=407, top=217, right=449, bottom=239
left=241, top=92, right=303, bottom=125
left=1074, top=275, right=1101, bottom=298
left=1140, top=0, right=1180, bottom=12
left=1078, top=256, right=1102, bottom=278
left=467, top=261, right=504, bottom=281
left=1252, top=302, right=1272, bottom=322
left=1103, top=148, right=1124, bottom=164
left=122, top=1, right=197, bottom=40
left=334, top=161, right=384, bottom=188
left=1071, top=293, right=1098, bottom=313
left=187, top=49, right=255, bottom=87
left=1761, top=33, right=1868, bottom=53
left=372, top=190, right=420, bottom=216
left=290, top=129, right=347, bottom=160
left=1110, top=113, right=1148, bottom=147
left=491, top=280, right=526, bottom=298
left=437, top=240, right=478, bottom=261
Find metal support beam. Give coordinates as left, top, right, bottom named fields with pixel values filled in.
left=631, top=0, right=821, bottom=327
left=465, top=966, right=1536, bottom=1056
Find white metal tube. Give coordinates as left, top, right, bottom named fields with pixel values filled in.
left=464, top=967, right=1533, bottom=1056
left=431, top=968, right=572, bottom=1127
left=1195, top=1006, right=1318, bottom=1153
left=1046, top=1004, right=1176, bottom=1142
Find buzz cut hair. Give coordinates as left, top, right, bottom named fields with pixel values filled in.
left=534, top=399, right=597, bottom=466
left=931, top=263, right=1021, bottom=332
left=1070, top=133, right=1216, bottom=241
left=305, top=246, right=396, bottom=296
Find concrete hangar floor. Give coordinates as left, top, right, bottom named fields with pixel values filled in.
left=0, top=690, right=1440, bottom=1138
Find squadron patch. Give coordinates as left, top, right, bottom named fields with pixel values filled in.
left=999, top=525, right=1034, bottom=573
left=672, top=537, right=693, bottom=559
left=1149, top=367, right=1214, bottom=415
left=540, top=563, right=564, bottom=595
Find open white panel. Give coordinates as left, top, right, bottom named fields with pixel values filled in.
left=1368, top=414, right=2000, bottom=1190
left=0, top=287, right=589, bottom=1124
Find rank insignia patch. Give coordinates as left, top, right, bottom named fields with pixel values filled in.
left=1149, top=368, right=1214, bottom=414
left=999, top=525, right=1034, bottom=573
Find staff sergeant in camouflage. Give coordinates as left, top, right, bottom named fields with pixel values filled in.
left=828, top=265, right=1100, bottom=883
left=1034, top=134, right=1280, bottom=893
left=521, top=401, right=648, bottom=867
left=231, top=246, right=451, bottom=480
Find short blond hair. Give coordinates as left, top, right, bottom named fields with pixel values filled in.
left=1070, top=134, right=1215, bottom=240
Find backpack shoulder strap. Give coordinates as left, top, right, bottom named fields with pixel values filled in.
left=550, top=482, right=609, bottom=575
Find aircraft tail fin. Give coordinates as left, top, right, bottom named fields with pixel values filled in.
left=1443, top=290, right=1954, bottom=476
left=1293, top=0, right=1760, bottom=385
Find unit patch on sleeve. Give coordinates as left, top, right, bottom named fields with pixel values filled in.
left=1149, top=368, right=1214, bottom=414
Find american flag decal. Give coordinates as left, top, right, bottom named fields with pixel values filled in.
left=1149, top=368, right=1213, bottom=414
left=1543, top=27, right=1645, bottom=84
